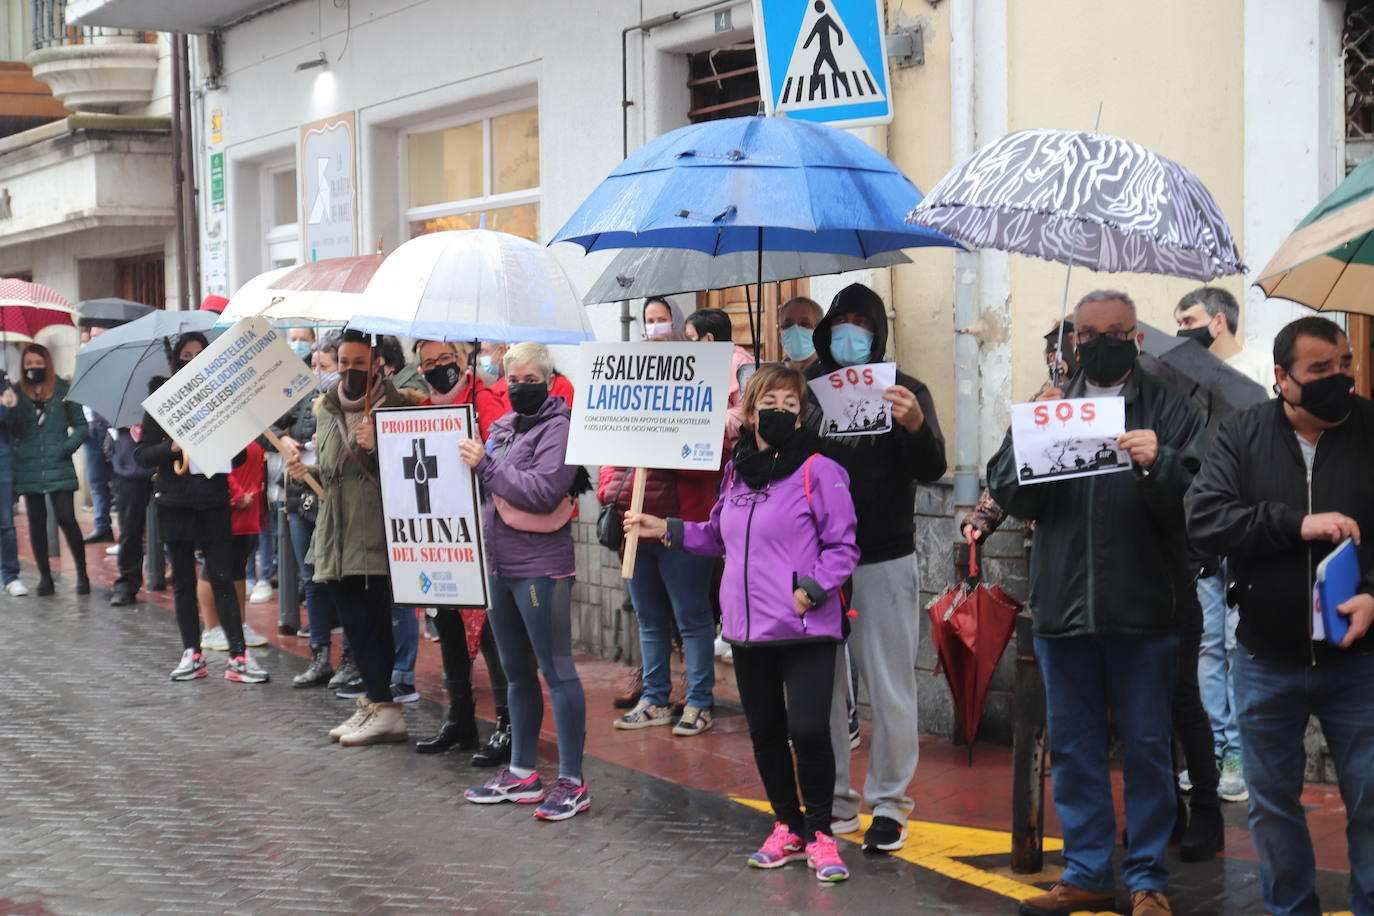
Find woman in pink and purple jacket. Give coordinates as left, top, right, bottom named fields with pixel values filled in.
left=629, top=364, right=860, bottom=882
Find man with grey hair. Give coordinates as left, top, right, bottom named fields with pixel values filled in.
left=1175, top=286, right=1274, bottom=388
left=988, top=290, right=1205, bottom=916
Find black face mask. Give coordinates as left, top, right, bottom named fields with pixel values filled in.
left=340, top=368, right=371, bottom=400
left=756, top=408, right=799, bottom=449
left=508, top=381, right=548, bottom=415
left=170, top=359, right=190, bottom=375
left=423, top=363, right=462, bottom=395
left=1176, top=325, right=1215, bottom=348
left=1286, top=372, right=1354, bottom=424
left=1075, top=335, right=1138, bottom=385
left=23, top=367, right=46, bottom=385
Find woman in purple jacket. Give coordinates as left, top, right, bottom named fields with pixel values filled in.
left=630, top=364, right=860, bottom=882
left=459, top=342, right=589, bottom=823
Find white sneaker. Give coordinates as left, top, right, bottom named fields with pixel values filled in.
left=104, top=544, right=120, bottom=556
left=242, top=623, right=269, bottom=647
left=249, top=580, right=273, bottom=604
left=5, top=579, right=29, bottom=597
left=201, top=626, right=230, bottom=651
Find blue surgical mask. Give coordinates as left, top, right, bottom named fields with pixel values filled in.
left=289, top=340, right=312, bottom=360
left=780, top=325, right=816, bottom=362
left=478, top=355, right=497, bottom=376
left=829, top=323, right=874, bottom=367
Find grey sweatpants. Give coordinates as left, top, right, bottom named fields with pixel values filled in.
left=829, top=553, right=921, bottom=823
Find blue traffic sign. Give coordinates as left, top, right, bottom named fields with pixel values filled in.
left=752, top=0, right=893, bottom=129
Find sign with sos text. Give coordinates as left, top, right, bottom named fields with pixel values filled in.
left=1009, top=396, right=1130, bottom=484
left=807, top=361, right=896, bottom=437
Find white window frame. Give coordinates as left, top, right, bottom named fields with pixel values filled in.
left=262, top=161, right=300, bottom=268
left=398, top=98, right=540, bottom=238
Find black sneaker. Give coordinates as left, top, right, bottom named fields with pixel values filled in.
left=390, top=681, right=419, bottom=703
left=109, top=589, right=135, bottom=607
left=335, top=677, right=366, bottom=699
left=863, top=815, right=908, bottom=854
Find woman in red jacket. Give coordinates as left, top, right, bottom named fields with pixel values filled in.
left=599, top=417, right=728, bottom=736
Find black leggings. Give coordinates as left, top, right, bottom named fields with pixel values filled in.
left=23, top=491, right=86, bottom=576
left=732, top=640, right=838, bottom=840
left=432, top=610, right=510, bottom=721
left=323, top=576, right=395, bottom=704
left=169, top=534, right=244, bottom=657
left=1175, top=584, right=1220, bottom=807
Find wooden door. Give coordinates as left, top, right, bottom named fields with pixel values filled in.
left=1350, top=314, right=1372, bottom=398
left=696, top=279, right=809, bottom=362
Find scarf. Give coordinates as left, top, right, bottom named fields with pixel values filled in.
left=731, top=425, right=821, bottom=492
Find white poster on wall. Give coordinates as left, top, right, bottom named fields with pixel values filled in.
left=564, top=341, right=732, bottom=470
left=375, top=404, right=488, bottom=608
left=299, top=111, right=358, bottom=262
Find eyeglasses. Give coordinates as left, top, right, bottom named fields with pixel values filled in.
left=419, top=353, right=458, bottom=372
left=729, top=488, right=770, bottom=507
left=1074, top=327, right=1137, bottom=344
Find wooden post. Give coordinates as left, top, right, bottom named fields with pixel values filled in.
left=263, top=428, right=327, bottom=501
left=620, top=467, right=647, bottom=579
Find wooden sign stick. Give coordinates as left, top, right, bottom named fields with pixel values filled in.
left=620, top=466, right=647, bottom=579
left=264, top=427, right=327, bottom=501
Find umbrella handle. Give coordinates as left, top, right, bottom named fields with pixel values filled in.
left=174, top=452, right=190, bottom=475
left=968, top=540, right=980, bottom=579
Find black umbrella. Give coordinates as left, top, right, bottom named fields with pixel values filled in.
left=77, top=297, right=155, bottom=329
left=1138, top=322, right=1268, bottom=436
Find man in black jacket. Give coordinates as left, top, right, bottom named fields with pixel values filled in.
left=804, top=283, right=946, bottom=854
left=988, top=291, right=1204, bottom=916
left=1185, top=316, right=1374, bottom=916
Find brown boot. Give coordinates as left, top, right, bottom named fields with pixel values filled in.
left=329, top=697, right=374, bottom=741
left=1018, top=882, right=1115, bottom=916
left=1130, top=890, right=1172, bottom=916
left=339, top=701, right=407, bottom=746
left=611, top=665, right=643, bottom=709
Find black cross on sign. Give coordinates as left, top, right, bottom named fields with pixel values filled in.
left=402, top=439, right=439, bottom=514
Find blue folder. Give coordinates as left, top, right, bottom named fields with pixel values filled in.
left=1316, top=537, right=1360, bottom=645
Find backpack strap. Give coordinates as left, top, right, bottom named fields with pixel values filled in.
left=803, top=453, right=818, bottom=506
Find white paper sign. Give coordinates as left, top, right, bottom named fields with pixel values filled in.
left=142, top=317, right=316, bottom=477
left=375, top=405, right=488, bottom=608
left=1010, top=397, right=1130, bottom=484
left=808, top=362, right=897, bottom=437
left=565, top=341, right=732, bottom=470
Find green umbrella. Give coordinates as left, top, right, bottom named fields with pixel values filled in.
left=1257, top=156, right=1374, bottom=315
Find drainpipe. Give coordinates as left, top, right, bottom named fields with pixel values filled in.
left=949, top=2, right=980, bottom=511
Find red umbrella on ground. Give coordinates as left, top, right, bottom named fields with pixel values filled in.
left=926, top=542, right=1023, bottom=763
left=0, top=277, right=77, bottom=344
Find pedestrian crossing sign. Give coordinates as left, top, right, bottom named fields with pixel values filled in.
left=753, top=0, right=893, bottom=129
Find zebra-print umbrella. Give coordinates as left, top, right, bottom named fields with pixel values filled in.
left=906, top=129, right=1245, bottom=281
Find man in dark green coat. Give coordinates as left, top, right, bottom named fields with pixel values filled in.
left=987, top=291, right=1204, bottom=916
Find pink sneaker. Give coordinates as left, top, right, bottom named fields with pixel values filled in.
left=747, top=822, right=806, bottom=869
left=806, top=832, right=850, bottom=882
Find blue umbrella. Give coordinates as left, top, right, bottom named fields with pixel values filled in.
left=550, top=115, right=958, bottom=355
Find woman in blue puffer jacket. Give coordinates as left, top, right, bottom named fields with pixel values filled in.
left=630, top=364, right=860, bottom=883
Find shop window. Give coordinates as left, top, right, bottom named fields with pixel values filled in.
left=404, top=104, right=540, bottom=241
left=264, top=164, right=299, bottom=269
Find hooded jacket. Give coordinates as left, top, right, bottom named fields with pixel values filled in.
left=476, top=394, right=580, bottom=579
left=1185, top=396, right=1374, bottom=664
left=987, top=368, right=1205, bottom=637
left=9, top=378, right=87, bottom=495
left=306, top=379, right=419, bottom=582
left=804, top=284, right=947, bottom=563
left=476, top=373, right=575, bottom=441
left=669, top=451, right=859, bottom=645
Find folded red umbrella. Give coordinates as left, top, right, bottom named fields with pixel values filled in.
left=926, top=541, right=1023, bottom=763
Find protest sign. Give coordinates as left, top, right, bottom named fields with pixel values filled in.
left=142, top=317, right=316, bottom=477
left=564, top=341, right=733, bottom=471
left=808, top=362, right=897, bottom=437
left=375, top=405, right=488, bottom=608
left=1010, top=396, right=1130, bottom=484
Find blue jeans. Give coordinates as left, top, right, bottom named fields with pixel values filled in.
left=248, top=501, right=279, bottom=583
left=82, top=437, right=112, bottom=532
left=1197, top=569, right=1241, bottom=758
left=0, top=452, right=17, bottom=584
left=627, top=542, right=716, bottom=709
left=391, top=606, right=419, bottom=683
left=487, top=575, right=586, bottom=781
left=1035, top=633, right=1178, bottom=894
left=286, top=511, right=345, bottom=650
left=1232, top=648, right=1374, bottom=916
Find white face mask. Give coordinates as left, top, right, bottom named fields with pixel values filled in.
left=644, top=322, right=672, bottom=339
